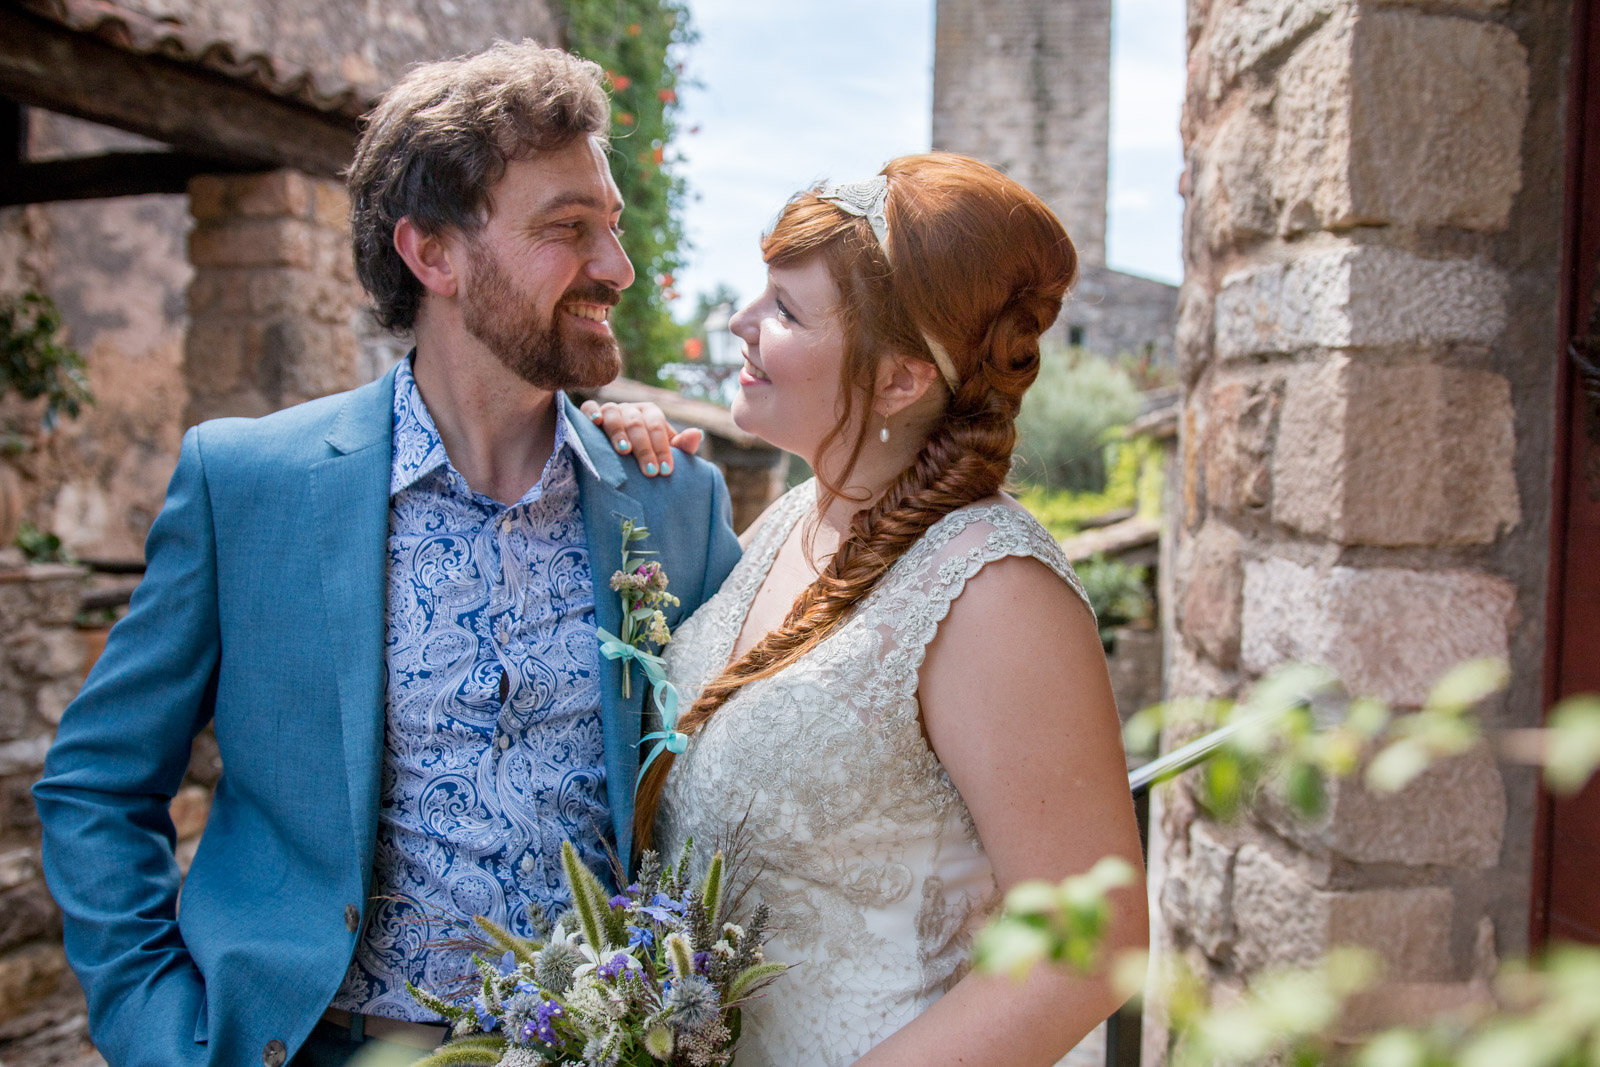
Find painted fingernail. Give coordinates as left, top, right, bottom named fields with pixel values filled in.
left=645, top=462, right=658, bottom=476
left=616, top=438, right=630, bottom=452
left=661, top=461, right=672, bottom=474
left=589, top=411, right=602, bottom=422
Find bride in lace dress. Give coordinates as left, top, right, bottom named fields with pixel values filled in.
left=634, top=154, right=1147, bottom=1066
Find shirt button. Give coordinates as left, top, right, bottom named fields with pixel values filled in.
left=345, top=904, right=360, bottom=932
left=263, top=1039, right=287, bottom=1066
left=498, top=734, right=511, bottom=751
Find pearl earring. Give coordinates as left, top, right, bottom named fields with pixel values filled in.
left=879, top=419, right=890, bottom=444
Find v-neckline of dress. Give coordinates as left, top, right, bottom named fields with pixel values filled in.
left=718, top=480, right=817, bottom=670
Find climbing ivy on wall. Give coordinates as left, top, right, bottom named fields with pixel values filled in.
left=565, top=0, right=694, bottom=384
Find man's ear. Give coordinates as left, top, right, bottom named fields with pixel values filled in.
left=873, top=352, right=943, bottom=419
left=393, top=217, right=461, bottom=299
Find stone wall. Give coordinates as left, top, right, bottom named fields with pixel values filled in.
left=0, top=566, right=90, bottom=1061
left=1154, top=0, right=1571, bottom=1053
left=933, top=0, right=1112, bottom=265
left=185, top=169, right=377, bottom=425
left=1056, top=264, right=1180, bottom=365
left=0, top=112, right=192, bottom=561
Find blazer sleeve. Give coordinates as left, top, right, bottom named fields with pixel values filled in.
left=33, top=425, right=219, bottom=1067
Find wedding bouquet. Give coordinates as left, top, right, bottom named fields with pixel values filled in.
left=407, top=839, right=787, bottom=1067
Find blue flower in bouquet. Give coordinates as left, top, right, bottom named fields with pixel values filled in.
left=627, top=924, right=655, bottom=951
left=639, top=892, right=685, bottom=924
left=664, top=973, right=720, bottom=1030
left=597, top=950, right=642, bottom=982
left=607, top=892, right=631, bottom=909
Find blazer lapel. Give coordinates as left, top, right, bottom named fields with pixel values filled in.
left=312, top=367, right=397, bottom=886
left=568, top=397, right=648, bottom=867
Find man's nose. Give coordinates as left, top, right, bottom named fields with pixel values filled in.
left=589, top=230, right=635, bottom=291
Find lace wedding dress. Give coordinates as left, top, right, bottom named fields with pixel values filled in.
left=655, top=481, right=1092, bottom=1067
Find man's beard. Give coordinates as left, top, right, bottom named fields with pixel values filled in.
left=461, top=239, right=623, bottom=390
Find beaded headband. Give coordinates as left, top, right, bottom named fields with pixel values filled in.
left=814, top=176, right=962, bottom=394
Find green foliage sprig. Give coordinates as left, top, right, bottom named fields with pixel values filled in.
left=565, top=0, right=695, bottom=384
left=0, top=290, right=92, bottom=430
left=974, top=660, right=1600, bottom=1067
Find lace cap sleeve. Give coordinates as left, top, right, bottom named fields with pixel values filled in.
left=856, top=502, right=1094, bottom=714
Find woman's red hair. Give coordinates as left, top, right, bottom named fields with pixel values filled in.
left=634, top=153, right=1077, bottom=851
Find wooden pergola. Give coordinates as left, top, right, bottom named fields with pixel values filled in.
left=0, top=0, right=366, bottom=207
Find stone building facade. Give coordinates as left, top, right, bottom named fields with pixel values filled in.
left=933, top=0, right=1180, bottom=364
left=1152, top=0, right=1578, bottom=1054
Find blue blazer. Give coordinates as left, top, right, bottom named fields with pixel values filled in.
left=32, top=364, right=742, bottom=1067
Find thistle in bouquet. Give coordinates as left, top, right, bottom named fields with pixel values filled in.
left=599, top=519, right=679, bottom=701
left=407, top=838, right=788, bottom=1066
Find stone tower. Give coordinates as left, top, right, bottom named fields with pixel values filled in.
left=932, top=0, right=1112, bottom=265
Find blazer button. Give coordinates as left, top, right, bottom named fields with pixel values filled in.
left=345, top=904, right=360, bottom=932
left=262, top=1038, right=287, bottom=1066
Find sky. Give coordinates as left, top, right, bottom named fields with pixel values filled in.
left=666, top=0, right=1187, bottom=320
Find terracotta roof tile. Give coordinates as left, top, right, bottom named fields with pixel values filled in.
left=15, top=0, right=373, bottom=119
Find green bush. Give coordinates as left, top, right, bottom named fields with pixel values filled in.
left=1014, top=436, right=1164, bottom=541
left=1013, top=345, right=1141, bottom=491
left=1074, top=555, right=1151, bottom=648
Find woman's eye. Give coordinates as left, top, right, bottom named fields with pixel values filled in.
left=775, top=298, right=795, bottom=323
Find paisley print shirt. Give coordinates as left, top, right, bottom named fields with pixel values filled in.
left=332, top=357, right=610, bottom=1020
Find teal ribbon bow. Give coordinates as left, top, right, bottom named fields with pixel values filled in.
left=597, top=626, right=688, bottom=784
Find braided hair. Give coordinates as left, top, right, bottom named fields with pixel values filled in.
left=633, top=153, right=1077, bottom=851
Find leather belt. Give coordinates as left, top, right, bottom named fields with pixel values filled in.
left=320, top=1007, right=448, bottom=1050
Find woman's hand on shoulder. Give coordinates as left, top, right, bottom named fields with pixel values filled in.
left=580, top=399, right=703, bottom=477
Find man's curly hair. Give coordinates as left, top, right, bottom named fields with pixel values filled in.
left=347, top=40, right=610, bottom=332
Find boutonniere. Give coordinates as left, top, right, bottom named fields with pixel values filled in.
left=595, top=520, right=689, bottom=782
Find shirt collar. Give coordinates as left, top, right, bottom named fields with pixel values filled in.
left=390, top=354, right=601, bottom=497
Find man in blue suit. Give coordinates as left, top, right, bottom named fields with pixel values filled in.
left=32, top=41, right=740, bottom=1066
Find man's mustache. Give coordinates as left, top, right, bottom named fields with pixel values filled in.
left=559, top=285, right=622, bottom=309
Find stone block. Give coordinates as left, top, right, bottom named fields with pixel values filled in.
left=1180, top=521, right=1246, bottom=668
left=1, top=776, right=40, bottom=834
left=0, top=848, right=36, bottom=891
left=1273, top=357, right=1520, bottom=546
left=188, top=219, right=315, bottom=270
left=0, top=736, right=50, bottom=776
left=1190, top=96, right=1279, bottom=252
left=36, top=678, right=78, bottom=726
left=1215, top=247, right=1507, bottom=359
left=0, top=942, right=68, bottom=1019
left=169, top=784, right=213, bottom=842
left=1176, top=281, right=1215, bottom=388
left=187, top=174, right=229, bottom=221
left=1206, top=0, right=1338, bottom=95
left=231, top=169, right=312, bottom=219
left=1264, top=746, right=1505, bottom=867
left=1232, top=844, right=1455, bottom=978
left=186, top=727, right=223, bottom=788
left=1240, top=558, right=1515, bottom=706
left=1269, top=11, right=1527, bottom=233
left=5, top=629, right=86, bottom=680
left=311, top=180, right=351, bottom=233
left=183, top=322, right=248, bottom=398
left=0, top=881, right=60, bottom=953
left=1200, top=377, right=1277, bottom=517
left=1188, top=823, right=1237, bottom=958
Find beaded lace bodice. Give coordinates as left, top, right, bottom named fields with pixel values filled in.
left=655, top=481, right=1090, bottom=1067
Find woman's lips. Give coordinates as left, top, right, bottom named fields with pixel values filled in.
left=739, top=357, right=771, bottom=386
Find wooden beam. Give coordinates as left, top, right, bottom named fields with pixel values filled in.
left=0, top=5, right=357, bottom=177
left=0, top=151, right=265, bottom=206
left=0, top=97, right=24, bottom=165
